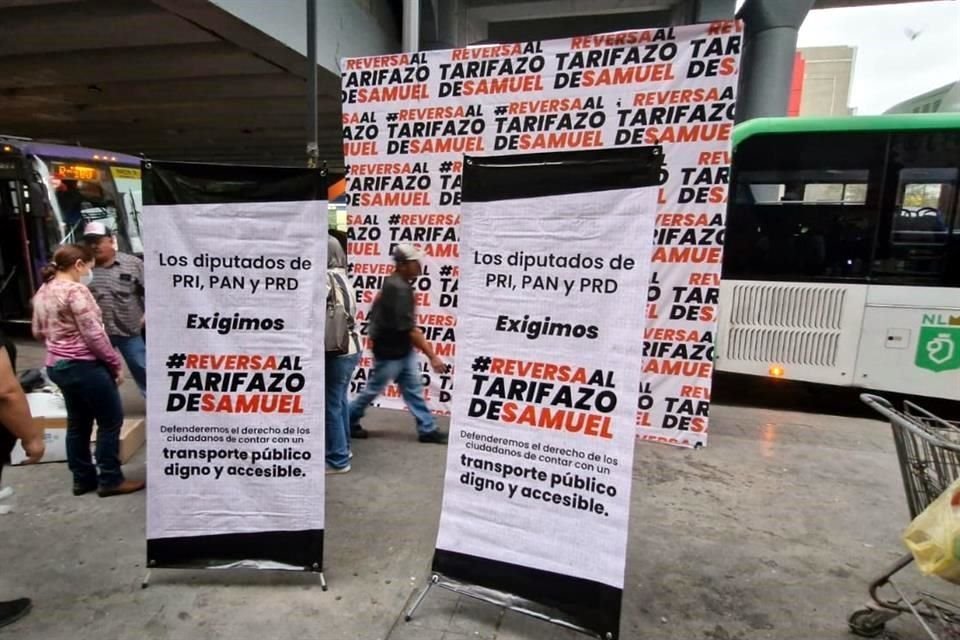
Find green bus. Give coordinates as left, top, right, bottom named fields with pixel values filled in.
left=719, top=114, right=960, bottom=401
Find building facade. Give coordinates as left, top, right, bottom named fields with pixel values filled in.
left=790, top=45, right=856, bottom=117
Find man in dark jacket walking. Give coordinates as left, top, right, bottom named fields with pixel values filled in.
left=349, top=244, right=448, bottom=443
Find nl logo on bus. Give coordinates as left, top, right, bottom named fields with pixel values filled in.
left=916, top=315, right=960, bottom=373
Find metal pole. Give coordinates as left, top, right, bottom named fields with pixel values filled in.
left=402, top=0, right=420, bottom=52
left=306, top=0, right=319, bottom=167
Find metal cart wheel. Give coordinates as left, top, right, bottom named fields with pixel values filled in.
left=848, top=608, right=891, bottom=638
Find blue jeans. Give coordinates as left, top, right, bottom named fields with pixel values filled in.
left=47, top=360, right=125, bottom=489
left=111, top=334, right=146, bottom=397
left=349, top=351, right=436, bottom=436
left=325, top=351, right=360, bottom=469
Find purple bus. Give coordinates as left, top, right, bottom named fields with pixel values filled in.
left=0, top=136, right=143, bottom=326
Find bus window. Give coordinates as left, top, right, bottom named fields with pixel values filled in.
left=41, top=159, right=136, bottom=252
left=728, top=169, right=876, bottom=280
left=729, top=176, right=880, bottom=280
left=56, top=179, right=85, bottom=231
left=803, top=182, right=867, bottom=204
left=741, top=183, right=785, bottom=204
left=893, top=169, right=955, bottom=244
left=874, top=169, right=957, bottom=283
left=726, top=132, right=885, bottom=283
left=873, top=131, right=960, bottom=286
left=109, top=167, right=143, bottom=255
left=734, top=170, right=869, bottom=207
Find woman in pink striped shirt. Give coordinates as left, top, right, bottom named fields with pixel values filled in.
left=32, top=244, right=144, bottom=498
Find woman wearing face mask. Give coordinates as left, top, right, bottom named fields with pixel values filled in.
left=32, top=244, right=144, bottom=497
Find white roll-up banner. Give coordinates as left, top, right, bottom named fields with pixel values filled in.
left=432, top=148, right=661, bottom=638
left=143, top=162, right=328, bottom=569
left=341, top=22, right=742, bottom=449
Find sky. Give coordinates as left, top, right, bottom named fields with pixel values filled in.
left=794, top=1, right=960, bottom=114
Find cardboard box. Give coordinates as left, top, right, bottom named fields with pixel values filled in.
left=94, top=419, right=146, bottom=465
left=26, top=392, right=67, bottom=420
left=10, top=392, right=69, bottom=464
left=10, top=425, right=68, bottom=464
left=12, top=418, right=146, bottom=466
left=37, top=416, right=68, bottom=430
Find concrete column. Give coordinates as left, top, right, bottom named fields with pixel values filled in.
left=736, top=0, right=814, bottom=122
left=402, top=0, right=420, bottom=52
left=671, top=0, right=734, bottom=25
left=695, top=0, right=735, bottom=22
left=421, top=0, right=461, bottom=50
left=436, top=0, right=460, bottom=49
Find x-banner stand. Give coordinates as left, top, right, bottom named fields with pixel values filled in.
left=141, top=561, right=327, bottom=591
left=404, top=574, right=613, bottom=640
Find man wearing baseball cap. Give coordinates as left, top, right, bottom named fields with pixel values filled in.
left=348, top=243, right=449, bottom=444
left=82, top=222, right=147, bottom=397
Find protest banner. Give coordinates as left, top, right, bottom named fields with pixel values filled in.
left=341, top=22, right=741, bottom=448
left=143, top=163, right=328, bottom=570
left=419, top=147, right=661, bottom=638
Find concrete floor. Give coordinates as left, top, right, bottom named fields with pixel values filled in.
left=1, top=340, right=954, bottom=640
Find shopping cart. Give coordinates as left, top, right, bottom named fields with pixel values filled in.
left=849, top=394, right=960, bottom=639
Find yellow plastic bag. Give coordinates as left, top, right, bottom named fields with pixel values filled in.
left=903, top=477, right=960, bottom=584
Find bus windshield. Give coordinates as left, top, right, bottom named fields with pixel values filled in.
left=109, top=167, right=144, bottom=254
left=36, top=157, right=143, bottom=253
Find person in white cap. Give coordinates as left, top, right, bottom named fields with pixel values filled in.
left=348, top=243, right=449, bottom=444
left=82, top=222, right=147, bottom=397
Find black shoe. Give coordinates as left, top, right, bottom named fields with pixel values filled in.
left=350, top=425, right=370, bottom=439
left=73, top=482, right=97, bottom=496
left=418, top=430, right=448, bottom=444
left=0, top=598, right=31, bottom=629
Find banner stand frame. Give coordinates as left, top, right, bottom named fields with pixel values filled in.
left=140, top=566, right=328, bottom=591
left=404, top=574, right=611, bottom=639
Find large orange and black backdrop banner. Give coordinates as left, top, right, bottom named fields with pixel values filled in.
left=341, top=22, right=742, bottom=449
